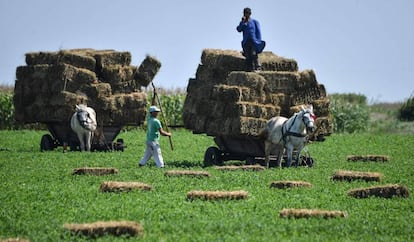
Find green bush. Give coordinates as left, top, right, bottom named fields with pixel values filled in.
left=0, top=92, right=14, bottom=129
left=160, top=93, right=185, bottom=126
left=329, top=93, right=369, bottom=133
left=398, top=95, right=414, bottom=121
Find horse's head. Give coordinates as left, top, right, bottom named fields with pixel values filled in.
left=75, top=104, right=96, bottom=131
left=301, top=105, right=316, bottom=133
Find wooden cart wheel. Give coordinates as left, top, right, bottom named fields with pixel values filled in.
left=246, top=156, right=256, bottom=165
left=116, top=138, right=124, bottom=152
left=203, top=146, right=223, bottom=166
left=40, top=134, right=55, bottom=151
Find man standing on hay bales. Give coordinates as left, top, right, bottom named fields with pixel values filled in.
left=138, top=106, right=171, bottom=168
left=237, top=7, right=265, bottom=72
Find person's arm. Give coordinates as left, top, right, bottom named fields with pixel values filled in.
left=236, top=17, right=247, bottom=32
left=159, top=128, right=171, bottom=137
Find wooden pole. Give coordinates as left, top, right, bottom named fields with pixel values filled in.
left=152, top=83, right=174, bottom=151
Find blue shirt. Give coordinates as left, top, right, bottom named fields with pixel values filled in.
left=237, top=19, right=265, bottom=53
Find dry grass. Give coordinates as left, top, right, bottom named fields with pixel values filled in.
left=164, top=170, right=211, bottom=177
left=214, top=165, right=265, bottom=171
left=100, top=181, right=152, bottom=192
left=63, top=221, right=143, bottom=238
left=279, top=209, right=347, bottom=219
left=346, top=155, right=390, bottom=162
left=72, top=167, right=119, bottom=176
left=332, top=170, right=382, bottom=182
left=0, top=84, right=14, bottom=93
left=347, top=184, right=410, bottom=198
left=270, top=181, right=312, bottom=189
left=0, top=238, right=30, bottom=242
left=187, top=190, right=249, bottom=201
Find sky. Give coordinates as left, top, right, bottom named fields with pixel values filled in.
left=0, top=0, right=413, bottom=103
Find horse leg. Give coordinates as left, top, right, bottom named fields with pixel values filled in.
left=276, top=145, right=283, bottom=169
left=77, top=133, right=85, bottom=151
left=295, top=144, right=305, bottom=167
left=285, top=145, right=293, bottom=167
left=264, top=141, right=271, bottom=168
left=85, top=132, right=92, bottom=152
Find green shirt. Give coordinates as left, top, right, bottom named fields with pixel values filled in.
left=146, top=116, right=162, bottom=142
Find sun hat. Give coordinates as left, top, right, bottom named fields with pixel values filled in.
left=149, top=106, right=161, bottom=113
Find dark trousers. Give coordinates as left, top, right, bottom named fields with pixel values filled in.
left=243, top=39, right=260, bottom=71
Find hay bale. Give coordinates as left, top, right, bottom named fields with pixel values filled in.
left=0, top=238, right=30, bottom=242
left=164, top=170, right=211, bottom=177
left=270, top=181, right=312, bottom=189
left=93, top=50, right=132, bottom=70
left=258, top=51, right=298, bottom=72
left=187, top=190, right=248, bottom=201
left=135, top=55, right=162, bottom=87
left=279, top=209, right=347, bottom=219
left=214, top=165, right=265, bottom=171
left=100, top=65, right=137, bottom=85
left=72, top=167, right=119, bottom=176
left=25, top=50, right=96, bottom=71
left=332, top=170, right=382, bottom=182
left=100, top=181, right=152, bottom=192
left=99, top=93, right=147, bottom=125
left=64, top=221, right=143, bottom=238
left=183, top=48, right=331, bottom=139
left=15, top=49, right=152, bottom=127
left=347, top=155, right=390, bottom=162
left=347, top=184, right=410, bottom=199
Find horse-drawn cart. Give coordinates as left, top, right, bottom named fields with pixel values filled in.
left=204, top=135, right=267, bottom=166
left=184, top=50, right=331, bottom=167
left=40, top=122, right=125, bottom=152
left=14, top=48, right=162, bottom=152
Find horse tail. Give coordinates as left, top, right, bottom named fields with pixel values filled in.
left=258, top=127, right=268, bottom=140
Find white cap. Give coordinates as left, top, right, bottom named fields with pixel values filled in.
left=149, top=106, right=161, bottom=113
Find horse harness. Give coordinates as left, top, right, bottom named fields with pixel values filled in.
left=279, top=111, right=312, bottom=144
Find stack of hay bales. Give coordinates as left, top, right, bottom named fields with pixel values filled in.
left=183, top=49, right=331, bottom=140
left=14, top=49, right=161, bottom=126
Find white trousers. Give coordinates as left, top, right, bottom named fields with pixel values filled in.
left=139, top=141, right=164, bottom=168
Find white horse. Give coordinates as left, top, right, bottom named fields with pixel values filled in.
left=70, top=104, right=97, bottom=151
left=259, top=105, right=316, bottom=168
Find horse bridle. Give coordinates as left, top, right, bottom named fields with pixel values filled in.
left=281, top=110, right=315, bottom=140
left=76, top=110, right=92, bottom=130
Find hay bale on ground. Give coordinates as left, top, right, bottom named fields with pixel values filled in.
left=270, top=181, right=312, bottom=189
left=100, top=181, right=152, bottom=192
left=279, top=209, right=347, bottom=219
left=64, top=221, right=143, bottom=238
left=0, top=238, right=30, bottom=242
left=332, top=170, right=382, bottom=182
left=347, top=184, right=410, bottom=199
left=187, top=190, right=249, bottom=201
left=164, top=170, right=211, bottom=177
left=72, top=167, right=119, bottom=176
left=347, top=155, right=390, bottom=162
left=214, top=165, right=265, bottom=171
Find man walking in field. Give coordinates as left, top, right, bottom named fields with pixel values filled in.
left=237, top=7, right=265, bottom=72
left=138, top=106, right=171, bottom=168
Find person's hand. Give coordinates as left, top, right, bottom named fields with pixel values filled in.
left=242, top=16, right=246, bottom=22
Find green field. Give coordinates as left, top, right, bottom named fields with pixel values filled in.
left=0, top=129, right=413, bottom=241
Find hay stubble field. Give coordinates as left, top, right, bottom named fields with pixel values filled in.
left=0, top=129, right=413, bottom=241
